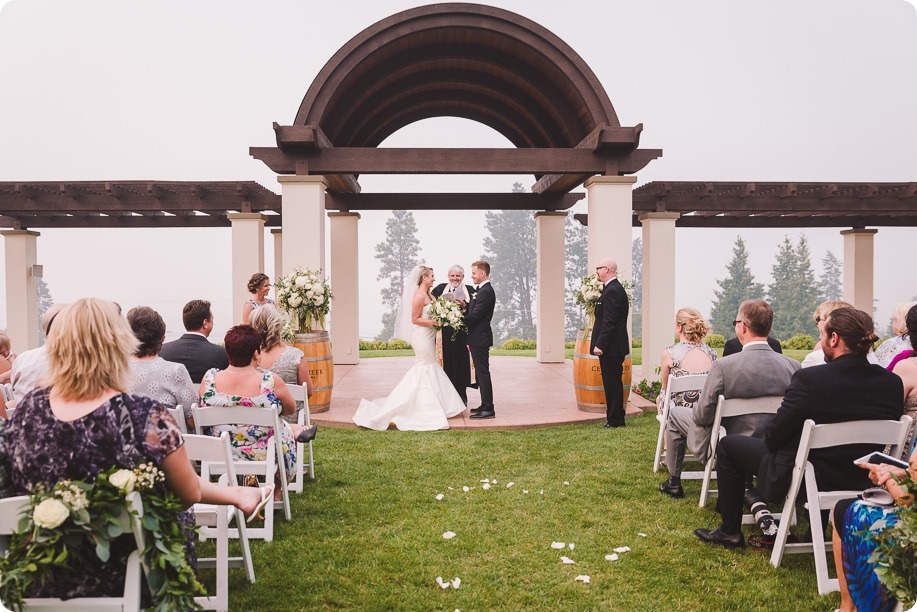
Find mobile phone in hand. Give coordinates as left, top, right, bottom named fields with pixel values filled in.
left=854, top=451, right=910, bottom=470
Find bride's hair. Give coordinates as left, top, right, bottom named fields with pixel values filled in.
left=416, top=266, right=433, bottom=286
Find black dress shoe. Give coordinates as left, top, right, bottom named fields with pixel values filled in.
left=470, top=406, right=482, bottom=414
left=694, top=527, right=745, bottom=549
left=469, top=410, right=495, bottom=419
left=602, top=422, right=625, bottom=428
left=658, top=479, right=684, bottom=498
left=296, top=424, right=318, bottom=444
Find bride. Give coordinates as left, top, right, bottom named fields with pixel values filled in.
left=352, top=265, right=467, bottom=431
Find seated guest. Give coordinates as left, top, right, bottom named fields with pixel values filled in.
left=0, top=330, right=13, bottom=384
left=832, top=442, right=916, bottom=612
left=241, top=272, right=274, bottom=325
left=655, top=307, right=718, bottom=497
left=249, top=306, right=315, bottom=430
left=127, top=306, right=198, bottom=429
left=876, top=301, right=916, bottom=368
left=695, top=307, right=904, bottom=548
left=890, top=304, right=917, bottom=457
left=802, top=300, right=878, bottom=368
left=722, top=334, right=782, bottom=357
left=1, top=299, right=272, bottom=600
left=199, top=325, right=314, bottom=484
left=660, top=300, right=800, bottom=499
left=160, top=299, right=229, bottom=384
left=8, top=303, right=67, bottom=404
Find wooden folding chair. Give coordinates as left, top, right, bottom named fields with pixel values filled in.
left=769, top=415, right=913, bottom=594
left=183, top=432, right=256, bottom=611
left=699, top=394, right=784, bottom=509
left=653, top=374, right=708, bottom=476
left=192, top=403, right=291, bottom=542
left=287, top=383, right=315, bottom=488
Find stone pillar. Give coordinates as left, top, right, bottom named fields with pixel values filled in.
left=584, top=176, right=637, bottom=281
left=639, top=213, right=680, bottom=383
left=2, top=230, right=41, bottom=350
left=228, top=213, right=266, bottom=324
left=329, top=212, right=360, bottom=365
left=841, top=228, right=877, bottom=314
left=535, top=212, right=567, bottom=363
left=271, top=229, right=283, bottom=283
left=277, top=176, right=326, bottom=275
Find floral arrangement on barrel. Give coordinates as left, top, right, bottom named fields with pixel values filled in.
left=0, top=464, right=203, bottom=611
left=428, top=297, right=468, bottom=341
left=274, top=266, right=333, bottom=333
left=574, top=274, right=634, bottom=328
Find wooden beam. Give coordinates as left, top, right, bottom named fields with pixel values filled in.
left=531, top=148, right=662, bottom=193
left=325, top=192, right=584, bottom=211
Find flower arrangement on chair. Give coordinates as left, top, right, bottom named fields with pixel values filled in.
left=274, top=266, right=333, bottom=333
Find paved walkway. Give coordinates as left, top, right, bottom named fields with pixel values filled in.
left=312, top=356, right=655, bottom=430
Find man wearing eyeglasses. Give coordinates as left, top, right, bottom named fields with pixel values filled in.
left=590, top=258, right=630, bottom=428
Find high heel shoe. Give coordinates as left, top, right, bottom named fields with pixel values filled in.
left=296, top=424, right=318, bottom=444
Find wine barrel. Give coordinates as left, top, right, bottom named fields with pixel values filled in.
left=573, top=327, right=632, bottom=413
left=292, top=331, right=334, bottom=413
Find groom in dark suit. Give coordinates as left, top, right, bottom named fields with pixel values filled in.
left=465, top=260, right=496, bottom=419
left=590, top=257, right=630, bottom=428
left=432, top=265, right=475, bottom=405
left=160, top=299, right=229, bottom=383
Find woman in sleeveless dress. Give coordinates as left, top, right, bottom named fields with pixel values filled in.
left=353, top=265, right=466, bottom=431
left=889, top=304, right=917, bottom=457
left=242, top=272, right=275, bottom=325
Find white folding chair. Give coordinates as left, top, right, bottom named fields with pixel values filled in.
left=653, top=374, right=708, bottom=475
left=287, top=383, right=315, bottom=488
left=699, top=395, right=785, bottom=509
left=167, top=405, right=189, bottom=434
left=183, top=432, right=256, bottom=611
left=769, top=415, right=913, bottom=595
left=192, top=403, right=291, bottom=542
left=0, top=383, right=13, bottom=404
left=0, top=492, right=145, bottom=611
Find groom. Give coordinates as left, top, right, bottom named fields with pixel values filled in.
left=465, top=260, right=496, bottom=419
left=432, top=265, right=474, bottom=405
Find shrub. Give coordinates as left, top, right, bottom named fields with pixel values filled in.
left=782, top=334, right=816, bottom=351
left=388, top=339, right=411, bottom=350
left=501, top=338, right=536, bottom=350
left=632, top=378, right=662, bottom=403
left=705, top=334, right=726, bottom=349
left=565, top=341, right=575, bottom=349
left=631, top=339, right=642, bottom=349
left=359, top=340, right=389, bottom=350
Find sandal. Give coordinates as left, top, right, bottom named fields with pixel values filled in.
left=246, top=484, right=275, bottom=523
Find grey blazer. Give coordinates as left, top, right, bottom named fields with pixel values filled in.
left=690, top=343, right=801, bottom=463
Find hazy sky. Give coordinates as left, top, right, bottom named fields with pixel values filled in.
left=1, top=0, right=915, bottom=340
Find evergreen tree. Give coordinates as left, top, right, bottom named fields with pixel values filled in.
left=767, top=235, right=823, bottom=340
left=564, top=215, right=588, bottom=340
left=374, top=210, right=421, bottom=340
left=37, top=278, right=54, bottom=345
left=819, top=249, right=843, bottom=301
left=709, top=237, right=764, bottom=337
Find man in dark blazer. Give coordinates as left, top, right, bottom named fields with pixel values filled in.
left=722, top=335, right=783, bottom=356
left=465, top=260, right=496, bottom=419
left=590, top=257, right=630, bottom=428
left=160, top=299, right=229, bottom=384
left=432, top=265, right=475, bottom=405
left=695, top=307, right=904, bottom=548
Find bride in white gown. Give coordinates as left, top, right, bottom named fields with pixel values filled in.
left=352, top=265, right=467, bottom=431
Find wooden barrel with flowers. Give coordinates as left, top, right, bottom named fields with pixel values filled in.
left=573, top=327, right=632, bottom=413
left=293, top=332, right=334, bottom=413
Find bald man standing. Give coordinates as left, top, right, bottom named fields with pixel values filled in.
left=590, top=258, right=630, bottom=428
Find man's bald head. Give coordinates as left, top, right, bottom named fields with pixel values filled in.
left=596, top=258, right=618, bottom=282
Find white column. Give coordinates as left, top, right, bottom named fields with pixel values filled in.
left=2, top=230, right=41, bottom=350
left=535, top=212, right=567, bottom=363
left=278, top=176, right=326, bottom=275
left=841, top=228, right=877, bottom=314
left=271, top=228, right=283, bottom=283
left=228, top=213, right=266, bottom=324
left=329, top=212, right=360, bottom=365
left=639, top=213, right=679, bottom=383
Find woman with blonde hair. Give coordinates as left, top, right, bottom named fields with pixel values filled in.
left=875, top=300, right=916, bottom=368
left=1, top=298, right=272, bottom=600
left=801, top=300, right=878, bottom=367
left=0, top=329, right=13, bottom=385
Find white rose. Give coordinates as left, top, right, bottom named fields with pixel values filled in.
left=295, top=276, right=308, bottom=287
left=314, top=295, right=325, bottom=305
left=314, top=285, right=325, bottom=294
left=109, top=469, right=137, bottom=493
left=306, top=289, right=315, bottom=299
left=289, top=295, right=303, bottom=307
left=33, top=498, right=70, bottom=529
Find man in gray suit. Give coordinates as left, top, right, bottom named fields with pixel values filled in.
left=659, top=299, right=800, bottom=498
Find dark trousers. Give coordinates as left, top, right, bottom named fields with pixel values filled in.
left=469, top=345, right=493, bottom=408
left=598, top=353, right=625, bottom=425
left=716, top=435, right=769, bottom=534
left=442, top=331, right=470, bottom=403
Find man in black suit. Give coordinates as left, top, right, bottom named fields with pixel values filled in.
left=465, top=260, right=496, bottom=419
left=160, top=299, right=229, bottom=384
left=695, top=307, right=904, bottom=548
left=590, top=257, right=630, bottom=428
left=432, top=265, right=475, bottom=405
left=722, top=335, right=782, bottom=356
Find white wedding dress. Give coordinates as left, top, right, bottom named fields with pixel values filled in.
left=353, top=304, right=466, bottom=431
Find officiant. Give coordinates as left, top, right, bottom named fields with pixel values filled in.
left=432, top=265, right=475, bottom=405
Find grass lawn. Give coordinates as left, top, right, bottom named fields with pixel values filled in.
left=218, top=415, right=840, bottom=610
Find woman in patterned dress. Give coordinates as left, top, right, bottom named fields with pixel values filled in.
left=241, top=272, right=275, bottom=325
left=1, top=298, right=272, bottom=600
left=199, top=325, right=314, bottom=483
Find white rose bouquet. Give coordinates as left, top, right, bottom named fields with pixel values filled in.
left=274, top=266, right=333, bottom=333
left=574, top=274, right=604, bottom=327
left=429, top=296, right=468, bottom=341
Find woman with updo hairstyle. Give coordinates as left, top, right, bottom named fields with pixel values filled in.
left=249, top=305, right=315, bottom=430
left=127, top=306, right=198, bottom=427
left=875, top=301, right=916, bottom=367
left=659, top=307, right=717, bottom=403
left=0, top=329, right=13, bottom=385
left=242, top=272, right=274, bottom=325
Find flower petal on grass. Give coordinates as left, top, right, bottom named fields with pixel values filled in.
left=443, top=531, right=456, bottom=539
left=523, top=490, right=529, bottom=494
left=452, top=577, right=461, bottom=589
left=560, top=556, right=576, bottom=565
left=482, top=483, right=491, bottom=490
left=575, top=575, right=591, bottom=584
left=563, top=481, right=570, bottom=486
left=436, top=493, right=445, bottom=501
left=613, top=546, right=630, bottom=553
left=605, top=553, right=619, bottom=561
left=551, top=542, right=566, bottom=549
left=638, top=533, right=647, bottom=537
left=462, top=486, right=470, bottom=492
left=569, top=543, right=575, bottom=550
left=480, top=479, right=490, bottom=483
left=506, top=482, right=515, bottom=488
left=436, top=576, right=448, bottom=589
left=492, top=479, right=497, bottom=484
left=447, top=486, right=454, bottom=490
left=539, top=489, right=544, bottom=495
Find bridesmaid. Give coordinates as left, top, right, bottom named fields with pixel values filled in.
left=242, top=272, right=274, bottom=325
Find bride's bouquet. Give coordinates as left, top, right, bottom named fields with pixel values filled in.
left=429, top=296, right=467, bottom=341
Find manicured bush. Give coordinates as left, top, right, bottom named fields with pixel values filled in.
left=359, top=340, right=390, bottom=350
left=782, top=334, right=816, bottom=351
left=565, top=341, right=576, bottom=349
left=388, top=339, right=411, bottom=350
left=501, top=338, right=536, bottom=350
left=631, top=339, right=642, bottom=349
left=705, top=334, right=726, bottom=349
